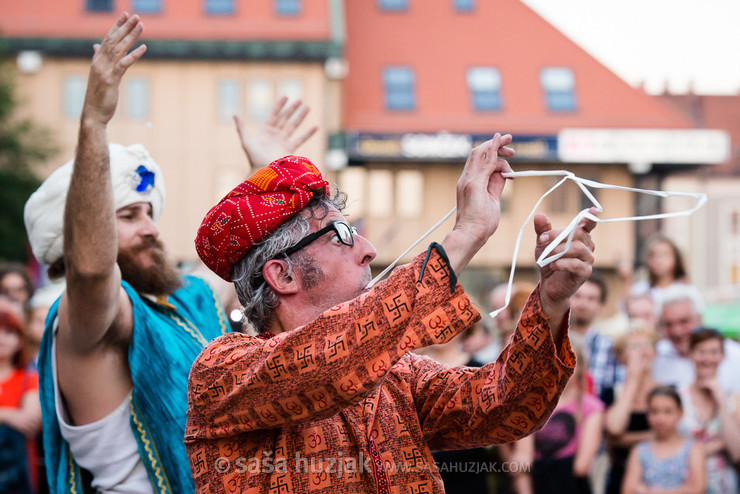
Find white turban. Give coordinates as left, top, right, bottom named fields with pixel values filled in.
left=24, top=143, right=166, bottom=265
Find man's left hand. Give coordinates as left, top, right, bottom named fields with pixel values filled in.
left=534, top=209, right=597, bottom=325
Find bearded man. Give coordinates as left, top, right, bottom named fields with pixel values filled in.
left=22, top=13, right=312, bottom=493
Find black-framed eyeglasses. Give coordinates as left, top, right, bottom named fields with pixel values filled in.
left=278, top=221, right=357, bottom=258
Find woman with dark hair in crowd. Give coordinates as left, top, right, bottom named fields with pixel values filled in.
left=0, top=309, right=42, bottom=493
left=623, top=234, right=700, bottom=308
left=677, top=328, right=740, bottom=494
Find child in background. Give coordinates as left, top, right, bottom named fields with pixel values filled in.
left=622, top=386, right=705, bottom=494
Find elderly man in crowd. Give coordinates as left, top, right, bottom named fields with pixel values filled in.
left=653, top=283, right=740, bottom=392
left=185, top=125, right=598, bottom=491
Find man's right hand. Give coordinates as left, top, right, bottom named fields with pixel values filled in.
left=82, top=12, right=146, bottom=126
left=442, top=133, right=515, bottom=275
left=235, top=96, right=318, bottom=171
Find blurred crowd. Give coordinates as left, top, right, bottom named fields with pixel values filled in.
left=1, top=262, right=69, bottom=493
left=415, top=234, right=740, bottom=494
left=2, top=179, right=738, bottom=494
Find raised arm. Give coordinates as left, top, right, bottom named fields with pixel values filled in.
left=606, top=349, right=647, bottom=436
left=407, top=286, right=576, bottom=450
left=234, top=96, right=318, bottom=171
left=59, top=13, right=146, bottom=353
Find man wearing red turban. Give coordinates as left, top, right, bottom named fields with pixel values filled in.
left=187, top=114, right=599, bottom=491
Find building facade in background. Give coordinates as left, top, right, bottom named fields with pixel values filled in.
left=1, top=0, right=731, bottom=309
left=660, top=93, right=740, bottom=306
left=338, top=0, right=724, bottom=305
left=2, top=0, right=345, bottom=261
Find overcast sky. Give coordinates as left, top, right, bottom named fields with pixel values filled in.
left=521, top=0, right=740, bottom=95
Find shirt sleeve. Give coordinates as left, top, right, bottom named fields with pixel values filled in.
left=186, top=246, right=479, bottom=441
left=405, top=285, right=576, bottom=450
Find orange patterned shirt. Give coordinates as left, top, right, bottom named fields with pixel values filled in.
left=185, top=248, right=575, bottom=493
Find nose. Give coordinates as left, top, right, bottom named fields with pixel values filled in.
left=355, top=234, right=377, bottom=267
left=139, top=214, right=159, bottom=238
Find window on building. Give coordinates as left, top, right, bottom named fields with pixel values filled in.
left=86, top=0, right=113, bottom=12
left=383, top=67, right=415, bottom=111
left=126, top=77, right=150, bottom=119
left=541, top=67, right=577, bottom=112
left=278, top=78, right=304, bottom=104
left=63, top=75, right=87, bottom=118
left=545, top=176, right=570, bottom=214
left=579, top=174, right=599, bottom=211
left=133, top=0, right=161, bottom=13
left=205, top=0, right=234, bottom=15
left=275, top=0, right=301, bottom=16
left=248, top=78, right=274, bottom=122
left=218, top=79, right=241, bottom=120
left=454, top=0, right=474, bottom=12
left=338, top=167, right=367, bottom=218
left=467, top=67, right=502, bottom=111
left=396, top=170, right=424, bottom=218
left=368, top=170, right=394, bottom=217
left=378, top=0, right=407, bottom=12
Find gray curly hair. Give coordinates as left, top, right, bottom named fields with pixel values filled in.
left=232, top=191, right=347, bottom=333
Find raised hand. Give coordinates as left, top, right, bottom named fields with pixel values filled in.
left=534, top=209, right=597, bottom=325
left=83, top=12, right=146, bottom=126
left=442, top=133, right=515, bottom=275
left=624, top=345, right=652, bottom=379
left=235, top=96, right=319, bottom=170
left=453, top=134, right=514, bottom=242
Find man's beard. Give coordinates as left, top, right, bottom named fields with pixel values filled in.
left=118, top=238, right=182, bottom=296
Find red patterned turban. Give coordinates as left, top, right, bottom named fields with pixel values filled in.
left=195, top=155, right=330, bottom=281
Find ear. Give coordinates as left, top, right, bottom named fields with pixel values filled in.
left=263, top=259, right=299, bottom=295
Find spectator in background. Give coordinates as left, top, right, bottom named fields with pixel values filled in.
left=0, top=294, right=25, bottom=322
left=623, top=295, right=657, bottom=334
left=518, top=337, right=605, bottom=494
left=677, top=328, right=740, bottom=494
left=0, top=263, right=34, bottom=309
left=653, top=284, right=740, bottom=392
left=603, top=325, right=659, bottom=494
left=627, top=234, right=694, bottom=304
left=621, top=386, right=705, bottom=494
left=569, top=271, right=620, bottom=399
left=0, top=309, right=42, bottom=493
left=477, top=281, right=536, bottom=365
left=25, top=281, right=66, bottom=370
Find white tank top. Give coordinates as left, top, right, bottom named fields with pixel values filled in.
left=51, top=323, right=154, bottom=494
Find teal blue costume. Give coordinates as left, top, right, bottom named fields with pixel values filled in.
left=38, top=275, right=229, bottom=494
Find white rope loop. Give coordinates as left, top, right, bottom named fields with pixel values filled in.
left=364, top=169, right=707, bottom=320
